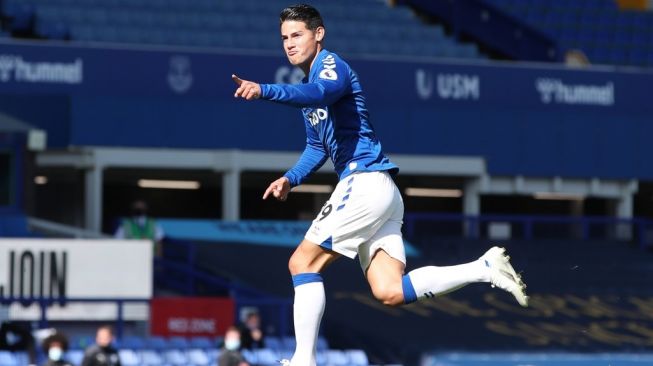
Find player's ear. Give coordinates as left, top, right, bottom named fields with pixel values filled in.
left=315, top=26, right=325, bottom=42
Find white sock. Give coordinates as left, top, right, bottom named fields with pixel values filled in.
left=290, top=273, right=325, bottom=366
left=402, top=259, right=489, bottom=303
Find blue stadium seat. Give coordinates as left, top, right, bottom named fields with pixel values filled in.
left=139, top=350, right=164, bottom=365
left=325, top=350, right=349, bottom=366
left=254, top=348, right=278, bottom=365
left=187, top=349, right=210, bottom=366
left=168, top=336, right=189, bottom=349
left=35, top=19, right=68, bottom=39
left=316, top=336, right=329, bottom=351
left=316, top=350, right=328, bottom=365
left=2, top=1, right=34, bottom=32
left=146, top=336, right=168, bottom=350
left=347, top=349, right=369, bottom=366
left=67, top=350, right=84, bottom=366
left=0, top=351, right=18, bottom=366
left=241, top=349, right=258, bottom=364
left=206, top=349, right=220, bottom=364
left=163, top=349, right=188, bottom=365
left=281, top=336, right=296, bottom=351
left=189, top=336, right=213, bottom=349
left=263, top=336, right=283, bottom=351
left=11, top=352, right=28, bottom=366
left=118, top=350, right=141, bottom=366
left=120, top=336, right=146, bottom=349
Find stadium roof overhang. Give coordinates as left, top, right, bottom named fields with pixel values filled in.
left=35, top=147, right=638, bottom=232
left=35, top=147, right=486, bottom=177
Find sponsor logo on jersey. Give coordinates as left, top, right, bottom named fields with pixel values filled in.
left=319, top=54, right=338, bottom=81
left=307, top=108, right=328, bottom=126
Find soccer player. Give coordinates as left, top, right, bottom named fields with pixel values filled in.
left=232, top=4, right=528, bottom=366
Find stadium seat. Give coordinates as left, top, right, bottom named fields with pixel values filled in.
left=281, top=336, right=296, bottom=351
left=263, top=336, right=283, bottom=351
left=139, top=350, right=164, bottom=365
left=206, top=349, right=220, bottom=364
left=347, top=349, right=369, bottom=366
left=120, top=336, right=146, bottom=349
left=2, top=1, right=34, bottom=32
left=146, top=336, right=168, bottom=350
left=254, top=348, right=279, bottom=365
left=67, top=350, right=84, bottom=366
left=316, top=350, right=328, bottom=366
left=241, top=349, right=258, bottom=364
left=187, top=348, right=210, bottom=366
left=325, top=350, right=349, bottom=366
left=118, top=349, right=141, bottom=366
left=316, top=336, right=329, bottom=351
left=168, top=336, right=189, bottom=349
left=0, top=351, right=18, bottom=366
left=189, top=336, right=213, bottom=349
left=34, top=19, right=68, bottom=39
left=163, top=349, right=188, bottom=365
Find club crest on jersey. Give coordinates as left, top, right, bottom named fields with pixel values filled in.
left=319, top=54, right=338, bottom=81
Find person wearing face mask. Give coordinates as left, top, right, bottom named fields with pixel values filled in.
left=81, top=326, right=121, bottom=366
left=41, top=332, right=72, bottom=366
left=114, top=199, right=165, bottom=257
left=217, top=326, right=249, bottom=366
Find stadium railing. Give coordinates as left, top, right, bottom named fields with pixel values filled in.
left=0, top=296, right=148, bottom=339
left=404, top=213, right=653, bottom=249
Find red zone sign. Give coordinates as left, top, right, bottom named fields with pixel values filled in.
left=150, top=297, right=235, bottom=336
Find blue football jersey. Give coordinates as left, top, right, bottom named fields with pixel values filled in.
left=260, top=49, right=398, bottom=187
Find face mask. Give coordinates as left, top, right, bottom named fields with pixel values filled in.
left=225, top=339, right=240, bottom=351
left=48, top=347, right=63, bottom=361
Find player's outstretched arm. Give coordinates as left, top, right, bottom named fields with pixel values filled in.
left=263, top=176, right=291, bottom=201
left=232, top=74, right=261, bottom=100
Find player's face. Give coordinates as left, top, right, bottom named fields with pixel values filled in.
left=281, top=20, right=324, bottom=71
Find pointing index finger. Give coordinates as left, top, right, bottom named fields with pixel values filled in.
left=231, top=74, right=242, bottom=85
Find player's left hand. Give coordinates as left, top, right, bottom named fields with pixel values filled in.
left=232, top=74, right=261, bottom=100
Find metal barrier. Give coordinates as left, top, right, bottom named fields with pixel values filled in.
left=0, top=296, right=148, bottom=339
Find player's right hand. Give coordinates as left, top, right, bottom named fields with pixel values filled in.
left=232, top=74, right=261, bottom=100
left=263, top=177, right=291, bottom=201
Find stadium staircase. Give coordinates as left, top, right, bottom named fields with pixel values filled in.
left=0, top=0, right=482, bottom=60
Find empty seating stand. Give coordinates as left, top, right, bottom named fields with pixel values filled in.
left=484, top=0, right=653, bottom=67
left=0, top=0, right=483, bottom=60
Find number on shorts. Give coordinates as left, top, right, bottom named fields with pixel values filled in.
left=318, top=204, right=333, bottom=221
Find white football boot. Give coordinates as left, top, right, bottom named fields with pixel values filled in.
left=481, top=246, right=529, bottom=307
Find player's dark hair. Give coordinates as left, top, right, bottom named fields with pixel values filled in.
left=280, top=4, right=324, bottom=31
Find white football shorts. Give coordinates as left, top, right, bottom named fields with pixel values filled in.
left=304, top=170, right=406, bottom=271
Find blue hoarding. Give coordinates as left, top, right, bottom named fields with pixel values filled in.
left=0, top=40, right=651, bottom=179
